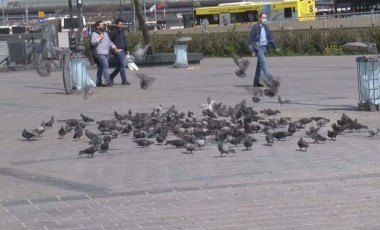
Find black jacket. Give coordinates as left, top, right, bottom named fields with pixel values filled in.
left=109, top=28, right=127, bottom=52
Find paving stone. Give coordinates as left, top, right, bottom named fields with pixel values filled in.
left=0, top=57, right=380, bottom=229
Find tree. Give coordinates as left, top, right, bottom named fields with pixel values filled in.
left=133, top=0, right=153, bottom=54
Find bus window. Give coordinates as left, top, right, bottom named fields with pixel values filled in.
left=284, top=7, right=292, bottom=18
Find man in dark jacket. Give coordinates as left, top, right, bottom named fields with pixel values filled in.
left=109, top=19, right=130, bottom=85
left=249, top=13, right=277, bottom=87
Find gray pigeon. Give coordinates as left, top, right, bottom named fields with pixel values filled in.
left=194, top=139, right=207, bottom=149
left=43, top=116, right=54, bottom=128
left=80, top=114, right=95, bottom=123
left=78, top=144, right=98, bottom=158
left=218, top=141, right=236, bottom=156
left=184, top=143, right=196, bottom=154
left=165, top=139, right=187, bottom=148
left=368, top=128, right=380, bottom=137
left=231, top=53, right=250, bottom=78
left=22, top=129, right=36, bottom=141
left=134, top=138, right=154, bottom=147
left=99, top=140, right=110, bottom=153
left=265, top=131, right=274, bottom=146
left=132, top=42, right=151, bottom=61
left=243, top=136, right=253, bottom=150
left=277, top=95, right=291, bottom=105
left=135, top=73, right=155, bottom=90
left=327, top=130, right=338, bottom=140
left=297, top=138, right=309, bottom=151
left=58, top=126, right=66, bottom=139
left=33, top=126, right=45, bottom=136
left=85, top=129, right=97, bottom=140
left=73, top=125, right=83, bottom=140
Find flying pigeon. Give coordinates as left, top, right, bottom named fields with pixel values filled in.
left=135, top=73, right=156, bottom=90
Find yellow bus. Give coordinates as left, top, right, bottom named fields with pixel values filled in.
left=193, top=0, right=315, bottom=27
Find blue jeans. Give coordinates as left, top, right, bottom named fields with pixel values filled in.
left=110, top=50, right=127, bottom=82
left=96, top=54, right=111, bottom=84
left=254, top=46, right=273, bottom=85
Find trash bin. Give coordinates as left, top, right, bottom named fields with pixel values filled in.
left=357, top=56, right=380, bottom=111
left=174, top=37, right=192, bottom=68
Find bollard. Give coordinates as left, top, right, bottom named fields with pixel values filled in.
left=357, top=56, right=380, bottom=111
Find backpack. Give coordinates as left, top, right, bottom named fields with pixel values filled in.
left=89, top=31, right=99, bottom=65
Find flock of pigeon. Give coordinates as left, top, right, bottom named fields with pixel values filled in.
left=20, top=54, right=379, bottom=157
left=21, top=95, right=378, bottom=158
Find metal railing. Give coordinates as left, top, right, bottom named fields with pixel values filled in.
left=271, top=10, right=380, bottom=30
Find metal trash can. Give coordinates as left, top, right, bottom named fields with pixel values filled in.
left=357, top=56, right=380, bottom=111
left=174, top=37, right=192, bottom=68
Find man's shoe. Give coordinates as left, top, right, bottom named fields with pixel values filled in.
left=107, top=82, right=113, bottom=87
left=122, top=80, right=131, bottom=85
left=96, top=83, right=106, bottom=87
left=253, top=83, right=264, bottom=87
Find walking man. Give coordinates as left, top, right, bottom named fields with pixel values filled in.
left=109, top=19, right=130, bottom=85
left=249, top=13, right=278, bottom=87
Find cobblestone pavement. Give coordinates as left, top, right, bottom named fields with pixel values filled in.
left=0, top=56, right=379, bottom=229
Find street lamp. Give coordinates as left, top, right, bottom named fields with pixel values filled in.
left=25, top=0, right=28, bottom=27
left=2, top=0, right=5, bottom=25
left=119, top=0, right=122, bottom=18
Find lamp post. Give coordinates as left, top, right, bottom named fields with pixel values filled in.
left=25, top=0, right=28, bottom=27
left=119, top=0, right=122, bottom=18
left=2, top=0, right=5, bottom=25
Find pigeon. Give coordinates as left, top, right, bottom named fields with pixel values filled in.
left=73, top=125, right=83, bottom=140
left=202, top=109, right=217, bottom=119
left=310, top=133, right=327, bottom=143
left=132, top=42, right=151, bottom=61
left=368, top=128, right=379, bottom=137
left=243, top=136, right=253, bottom=150
left=231, top=53, right=250, bottom=78
left=297, top=138, right=309, bottom=151
left=184, top=143, right=196, bottom=154
left=288, top=122, right=297, bottom=134
left=298, top=118, right=312, bottom=125
left=99, top=140, right=110, bottom=153
left=103, top=136, right=112, bottom=143
left=80, top=114, right=95, bottom=123
left=194, top=139, right=207, bottom=149
left=273, top=131, right=293, bottom=140
left=261, top=77, right=281, bottom=97
left=78, top=144, right=98, bottom=158
left=156, top=134, right=166, bottom=144
left=114, top=111, right=127, bottom=122
left=121, top=124, right=133, bottom=135
left=134, top=138, right=154, bottom=147
left=58, top=126, right=66, bottom=139
left=265, top=131, right=274, bottom=146
left=252, top=96, right=261, bottom=103
left=277, top=95, right=291, bottom=105
left=315, top=118, right=330, bottom=127
left=85, top=129, right=97, bottom=141
left=165, top=139, right=187, bottom=148
left=33, top=126, right=45, bottom=136
left=218, top=141, right=236, bottom=157
left=327, top=130, right=338, bottom=140
left=22, top=129, right=36, bottom=141
left=43, top=116, right=54, bottom=128
left=260, top=109, right=280, bottom=116
left=65, top=125, right=73, bottom=133
left=135, top=73, right=155, bottom=90
left=110, top=130, right=119, bottom=138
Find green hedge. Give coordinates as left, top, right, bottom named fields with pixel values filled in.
left=84, top=27, right=380, bottom=57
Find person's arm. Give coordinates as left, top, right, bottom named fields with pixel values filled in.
left=90, top=32, right=102, bottom=47
left=266, top=26, right=276, bottom=49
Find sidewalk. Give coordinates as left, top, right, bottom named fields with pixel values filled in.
left=0, top=56, right=379, bottom=229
